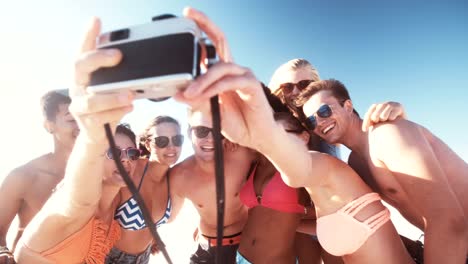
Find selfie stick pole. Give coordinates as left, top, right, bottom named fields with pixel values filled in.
left=206, top=44, right=226, bottom=264
left=104, top=124, right=173, bottom=264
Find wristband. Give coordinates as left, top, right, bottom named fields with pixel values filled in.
left=0, top=245, right=12, bottom=255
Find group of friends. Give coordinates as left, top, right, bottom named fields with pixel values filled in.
left=0, top=7, right=467, bottom=264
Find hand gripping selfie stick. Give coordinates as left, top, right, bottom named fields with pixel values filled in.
left=104, top=42, right=226, bottom=264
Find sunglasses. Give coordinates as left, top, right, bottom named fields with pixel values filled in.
left=278, top=80, right=313, bottom=94
left=190, top=126, right=214, bottom=139
left=154, top=135, right=184, bottom=148
left=106, top=147, right=141, bottom=161
left=305, top=104, right=333, bottom=130
left=285, top=128, right=304, bottom=134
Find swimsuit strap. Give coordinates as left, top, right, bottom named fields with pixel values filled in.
left=364, top=208, right=390, bottom=230
left=165, top=168, right=171, bottom=195
left=137, top=160, right=150, bottom=190
left=340, top=192, right=381, bottom=217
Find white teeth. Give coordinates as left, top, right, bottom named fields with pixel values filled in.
left=165, top=153, right=176, bottom=157
left=322, top=123, right=335, bottom=134
left=201, top=146, right=214, bottom=151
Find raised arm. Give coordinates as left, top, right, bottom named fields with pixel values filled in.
left=176, top=8, right=315, bottom=188
left=16, top=18, right=134, bottom=254
left=176, top=62, right=313, bottom=188
left=370, top=119, right=467, bottom=264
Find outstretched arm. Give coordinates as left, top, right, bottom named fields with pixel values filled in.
left=362, top=101, right=407, bottom=132
left=16, top=18, right=134, bottom=256
left=177, top=8, right=314, bottom=187
left=370, top=119, right=467, bottom=264
left=176, top=62, right=312, bottom=188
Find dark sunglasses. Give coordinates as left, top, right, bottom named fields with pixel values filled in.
left=106, top=147, right=141, bottom=161
left=154, top=135, right=184, bottom=148
left=285, top=128, right=304, bottom=134
left=305, top=104, right=333, bottom=130
left=191, top=126, right=214, bottom=139
left=278, top=80, right=313, bottom=94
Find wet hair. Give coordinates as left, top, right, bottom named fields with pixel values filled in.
left=116, top=123, right=137, bottom=146
left=268, top=58, right=320, bottom=96
left=40, top=90, right=71, bottom=122
left=138, top=116, right=181, bottom=157
left=294, top=79, right=359, bottom=117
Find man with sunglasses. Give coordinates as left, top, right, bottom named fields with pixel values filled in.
left=294, top=79, right=468, bottom=264
left=169, top=105, right=256, bottom=264
left=0, top=90, right=79, bottom=264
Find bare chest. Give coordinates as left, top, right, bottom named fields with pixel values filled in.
left=185, top=168, right=247, bottom=211
left=19, top=179, right=58, bottom=224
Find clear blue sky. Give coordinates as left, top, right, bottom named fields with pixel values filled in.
left=1, top=0, right=467, bottom=170
left=0, top=0, right=468, bottom=169
left=0, top=1, right=466, bottom=261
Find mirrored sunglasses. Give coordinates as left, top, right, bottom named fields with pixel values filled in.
left=305, top=104, right=333, bottom=130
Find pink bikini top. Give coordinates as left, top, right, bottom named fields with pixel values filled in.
left=239, top=165, right=305, bottom=214
left=316, top=192, right=390, bottom=256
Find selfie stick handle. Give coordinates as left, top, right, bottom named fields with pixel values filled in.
left=104, top=124, right=173, bottom=264
left=206, top=44, right=226, bottom=263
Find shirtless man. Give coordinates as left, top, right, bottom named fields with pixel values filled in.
left=295, top=79, right=468, bottom=264
left=0, top=90, right=79, bottom=263
left=170, top=105, right=255, bottom=264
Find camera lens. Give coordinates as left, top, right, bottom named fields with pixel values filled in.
left=110, top=29, right=130, bottom=42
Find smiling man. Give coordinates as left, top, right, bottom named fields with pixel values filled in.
left=169, top=105, right=256, bottom=264
left=295, top=79, right=468, bottom=264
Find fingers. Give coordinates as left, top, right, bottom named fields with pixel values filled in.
left=72, top=16, right=123, bottom=98
left=362, top=104, right=376, bottom=132
left=80, top=17, right=101, bottom=53
left=370, top=103, right=387, bottom=123
left=387, top=101, right=407, bottom=119
left=362, top=101, right=407, bottom=131
left=184, top=62, right=250, bottom=98
left=70, top=17, right=102, bottom=97
left=74, top=49, right=122, bottom=89
left=183, top=7, right=233, bottom=62
left=150, top=243, right=160, bottom=255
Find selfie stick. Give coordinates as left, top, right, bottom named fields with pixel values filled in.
left=206, top=44, right=226, bottom=263
left=104, top=124, right=173, bottom=264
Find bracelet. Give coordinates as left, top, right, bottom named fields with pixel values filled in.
left=0, top=245, right=12, bottom=255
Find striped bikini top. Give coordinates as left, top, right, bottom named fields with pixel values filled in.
left=114, top=161, right=172, bottom=231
